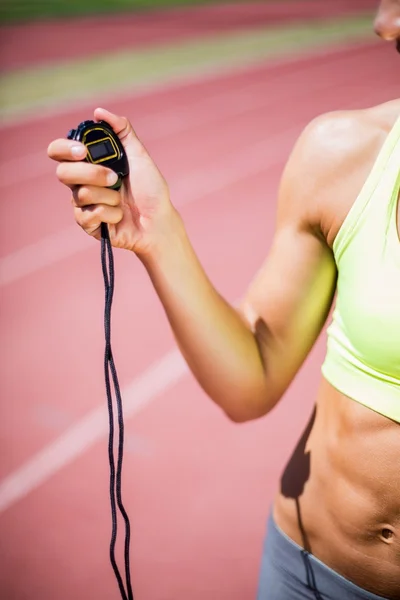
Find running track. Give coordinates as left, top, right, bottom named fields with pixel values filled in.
left=0, top=41, right=398, bottom=600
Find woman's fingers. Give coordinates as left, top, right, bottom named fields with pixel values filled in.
left=93, top=107, right=147, bottom=155
left=57, top=161, right=119, bottom=188
left=72, top=185, right=121, bottom=208
left=74, top=203, right=124, bottom=235
left=93, top=108, right=135, bottom=141
left=48, top=136, right=119, bottom=189
left=47, top=138, right=87, bottom=162
left=72, top=185, right=124, bottom=235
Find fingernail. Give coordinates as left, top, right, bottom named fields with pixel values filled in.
left=71, top=145, right=85, bottom=157
left=107, top=171, right=118, bottom=186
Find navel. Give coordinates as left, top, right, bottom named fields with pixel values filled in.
left=380, top=527, right=395, bottom=543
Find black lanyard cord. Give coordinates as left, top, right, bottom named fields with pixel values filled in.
left=101, top=222, right=134, bottom=600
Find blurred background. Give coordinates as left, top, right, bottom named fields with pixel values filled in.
left=0, top=1, right=396, bottom=599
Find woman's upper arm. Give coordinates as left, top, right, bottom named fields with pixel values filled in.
left=239, top=116, right=338, bottom=406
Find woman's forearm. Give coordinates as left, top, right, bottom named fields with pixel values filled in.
left=140, top=208, right=269, bottom=422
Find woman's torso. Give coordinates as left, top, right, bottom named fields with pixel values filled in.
left=274, top=100, right=400, bottom=599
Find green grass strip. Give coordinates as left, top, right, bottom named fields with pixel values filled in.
left=2, top=0, right=231, bottom=24
left=0, top=15, right=373, bottom=121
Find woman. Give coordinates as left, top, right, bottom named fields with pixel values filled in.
left=48, top=1, right=400, bottom=598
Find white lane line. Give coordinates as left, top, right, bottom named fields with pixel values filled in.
left=0, top=225, right=92, bottom=285
left=0, top=126, right=298, bottom=286
left=0, top=349, right=188, bottom=514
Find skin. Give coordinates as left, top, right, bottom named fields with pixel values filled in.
left=48, top=1, right=400, bottom=597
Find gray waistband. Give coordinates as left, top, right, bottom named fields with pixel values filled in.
left=265, top=513, right=388, bottom=600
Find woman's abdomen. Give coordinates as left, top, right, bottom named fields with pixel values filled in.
left=273, top=378, right=400, bottom=598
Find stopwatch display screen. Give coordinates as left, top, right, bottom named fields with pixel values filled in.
left=88, top=138, right=116, bottom=162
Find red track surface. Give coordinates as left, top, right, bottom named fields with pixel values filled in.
left=0, top=0, right=376, bottom=71
left=0, top=35, right=398, bottom=600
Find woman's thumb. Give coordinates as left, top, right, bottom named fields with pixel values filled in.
left=93, top=107, right=143, bottom=153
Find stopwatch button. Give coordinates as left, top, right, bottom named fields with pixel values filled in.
left=67, top=129, right=76, bottom=139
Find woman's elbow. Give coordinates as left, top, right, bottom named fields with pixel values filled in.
left=222, top=391, right=278, bottom=423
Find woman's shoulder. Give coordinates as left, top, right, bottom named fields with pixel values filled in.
left=295, top=102, right=398, bottom=170
left=282, top=100, right=400, bottom=246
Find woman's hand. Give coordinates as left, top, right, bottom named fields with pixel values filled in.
left=47, top=107, right=174, bottom=256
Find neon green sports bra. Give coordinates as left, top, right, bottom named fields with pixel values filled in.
left=321, top=115, right=400, bottom=423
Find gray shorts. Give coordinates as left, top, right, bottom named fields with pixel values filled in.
left=257, top=514, right=389, bottom=600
